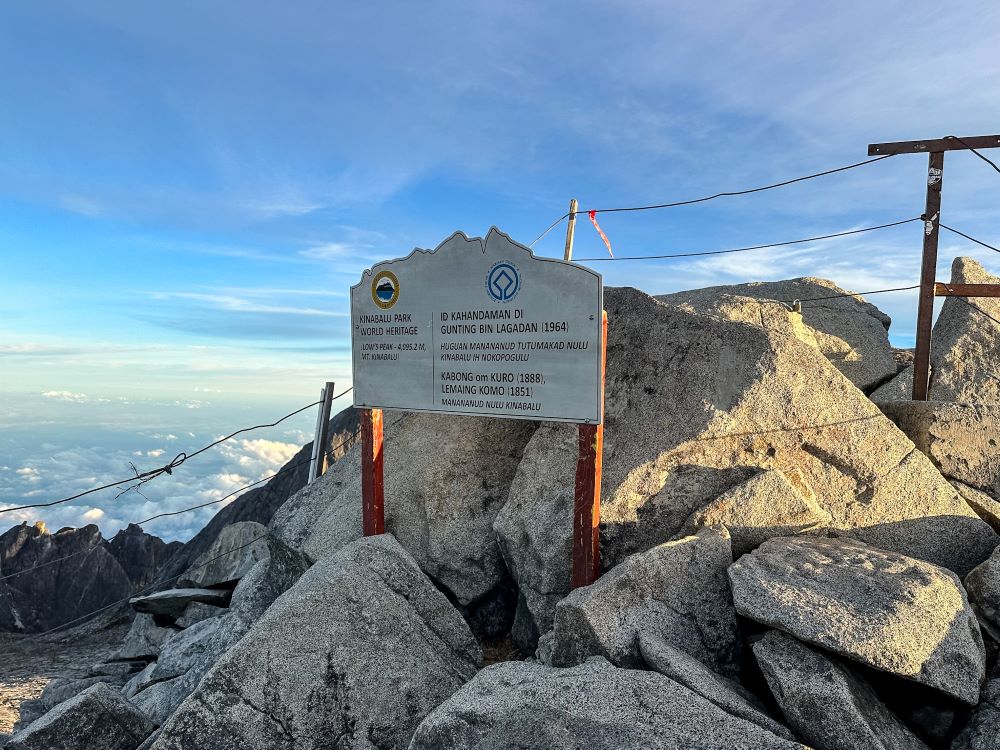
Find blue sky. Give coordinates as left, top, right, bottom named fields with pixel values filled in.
left=2, top=1, right=999, bottom=540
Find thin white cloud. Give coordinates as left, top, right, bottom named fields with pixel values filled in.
left=299, top=242, right=355, bottom=260
left=41, top=390, right=89, bottom=402
left=15, top=467, right=40, bottom=482
left=145, top=291, right=347, bottom=317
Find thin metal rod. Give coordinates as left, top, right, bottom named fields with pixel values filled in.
left=563, top=198, right=578, bottom=261
left=307, top=386, right=327, bottom=483
left=315, top=381, right=336, bottom=479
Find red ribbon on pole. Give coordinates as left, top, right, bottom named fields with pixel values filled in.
left=588, top=210, right=613, bottom=257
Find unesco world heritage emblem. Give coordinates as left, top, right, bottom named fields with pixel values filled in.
left=486, top=261, right=520, bottom=303
left=371, top=270, right=399, bottom=309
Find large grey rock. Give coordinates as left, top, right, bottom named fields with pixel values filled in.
left=225, top=532, right=310, bottom=624
left=965, top=545, right=1000, bottom=632
left=173, top=602, right=224, bottom=629
left=953, top=673, right=1000, bottom=750
left=149, top=534, right=480, bottom=750
left=133, top=674, right=200, bottom=727
left=497, top=287, right=996, bottom=646
left=149, top=616, right=231, bottom=683
left=753, top=629, right=929, bottom=750
left=113, top=614, right=175, bottom=661
left=880, top=401, right=1000, bottom=499
left=657, top=276, right=897, bottom=391
left=89, top=660, right=147, bottom=679
left=869, top=365, right=915, bottom=404
left=410, top=657, right=807, bottom=750
left=122, top=663, right=157, bottom=700
left=177, top=521, right=269, bottom=588
left=549, top=526, right=740, bottom=677
left=18, top=674, right=131, bottom=728
left=129, top=588, right=230, bottom=621
left=676, top=469, right=832, bottom=556
left=951, top=480, right=1000, bottom=532
left=728, top=536, right=986, bottom=704
left=273, top=412, right=535, bottom=610
left=5, top=682, right=155, bottom=750
left=638, top=633, right=793, bottom=740
left=493, top=421, right=577, bottom=646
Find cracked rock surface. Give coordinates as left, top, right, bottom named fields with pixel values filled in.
left=148, top=534, right=480, bottom=750
left=410, top=657, right=808, bottom=750
left=729, top=536, right=986, bottom=704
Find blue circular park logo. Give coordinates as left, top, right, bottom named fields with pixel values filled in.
left=486, top=261, right=520, bottom=303
left=371, top=270, right=399, bottom=309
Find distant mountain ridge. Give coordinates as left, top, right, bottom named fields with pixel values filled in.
left=0, top=522, right=179, bottom=633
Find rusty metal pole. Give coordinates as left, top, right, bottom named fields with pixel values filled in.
left=563, top=198, right=578, bottom=261
left=571, top=311, right=607, bottom=588
left=912, top=152, right=944, bottom=400
left=361, top=408, right=384, bottom=536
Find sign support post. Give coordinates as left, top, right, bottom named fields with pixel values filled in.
left=361, top=408, right=384, bottom=536
left=571, top=311, right=606, bottom=588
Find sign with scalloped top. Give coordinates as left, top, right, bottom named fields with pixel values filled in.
left=351, top=228, right=603, bottom=423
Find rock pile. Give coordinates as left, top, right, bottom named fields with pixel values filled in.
left=6, top=262, right=1000, bottom=749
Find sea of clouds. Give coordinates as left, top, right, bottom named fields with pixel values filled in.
left=0, top=391, right=320, bottom=542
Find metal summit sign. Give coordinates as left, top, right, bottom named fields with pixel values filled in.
left=350, top=228, right=603, bottom=423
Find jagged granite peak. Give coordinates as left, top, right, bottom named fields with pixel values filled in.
left=0, top=523, right=132, bottom=633
left=107, top=523, right=182, bottom=588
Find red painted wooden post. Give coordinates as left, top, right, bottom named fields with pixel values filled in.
left=361, top=408, right=385, bottom=536
left=571, top=311, right=607, bottom=588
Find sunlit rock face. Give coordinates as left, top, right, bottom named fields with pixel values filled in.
left=728, top=536, right=986, bottom=704
left=496, top=286, right=996, bottom=649
left=872, top=257, right=1000, bottom=405
left=657, top=276, right=898, bottom=392
left=881, top=401, right=1000, bottom=502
